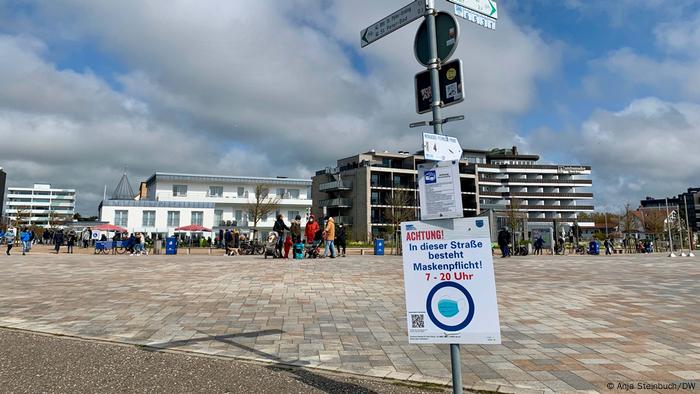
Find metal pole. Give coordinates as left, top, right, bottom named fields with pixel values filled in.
left=426, top=2, right=459, bottom=392
left=666, top=198, right=676, bottom=257
left=604, top=213, right=608, bottom=238
left=426, top=0, right=443, bottom=136
left=684, top=195, right=695, bottom=257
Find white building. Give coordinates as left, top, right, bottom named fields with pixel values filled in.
left=5, top=183, right=76, bottom=227
left=99, top=172, right=312, bottom=237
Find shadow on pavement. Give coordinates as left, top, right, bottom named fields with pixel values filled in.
left=267, top=365, right=380, bottom=394
left=144, top=329, right=311, bottom=366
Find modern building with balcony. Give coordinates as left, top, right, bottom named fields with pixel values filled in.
left=475, top=147, right=594, bottom=229
left=312, top=147, right=594, bottom=242
left=641, top=187, right=700, bottom=232
left=312, top=150, right=479, bottom=242
left=5, top=183, right=76, bottom=227
left=99, top=172, right=312, bottom=237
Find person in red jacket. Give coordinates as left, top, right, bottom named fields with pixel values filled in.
left=305, top=214, right=319, bottom=244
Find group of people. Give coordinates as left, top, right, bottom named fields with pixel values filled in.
left=111, top=231, right=149, bottom=256
left=0, top=227, right=80, bottom=255
left=274, top=213, right=347, bottom=259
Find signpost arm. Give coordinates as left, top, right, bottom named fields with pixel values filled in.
left=426, top=0, right=443, bottom=136
left=426, top=2, right=459, bottom=392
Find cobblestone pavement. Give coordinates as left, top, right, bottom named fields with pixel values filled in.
left=0, top=253, right=698, bottom=393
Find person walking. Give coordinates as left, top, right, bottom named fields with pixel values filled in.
left=290, top=215, right=302, bottom=244
left=273, top=214, right=289, bottom=257
left=82, top=228, right=91, bottom=248
left=336, top=223, right=347, bottom=257
left=497, top=228, right=511, bottom=258
left=20, top=228, right=31, bottom=255
left=53, top=230, right=64, bottom=254
left=5, top=229, right=15, bottom=255
left=66, top=231, right=76, bottom=254
left=533, top=236, right=544, bottom=255
left=604, top=238, right=612, bottom=255
left=323, top=216, right=336, bottom=258
left=224, top=229, right=232, bottom=255
left=305, top=215, right=319, bottom=244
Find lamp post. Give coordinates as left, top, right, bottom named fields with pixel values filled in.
left=685, top=195, right=695, bottom=257
left=665, top=198, right=676, bottom=257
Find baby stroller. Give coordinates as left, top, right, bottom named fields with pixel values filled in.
left=305, top=241, right=321, bottom=259
left=264, top=231, right=281, bottom=259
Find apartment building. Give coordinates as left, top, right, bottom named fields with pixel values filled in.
left=5, top=183, right=76, bottom=227
left=312, top=147, right=594, bottom=242
left=99, top=172, right=312, bottom=237
left=641, top=187, right=700, bottom=232
left=476, top=147, right=594, bottom=229
left=312, top=151, right=478, bottom=242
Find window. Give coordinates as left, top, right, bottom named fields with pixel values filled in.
left=172, top=185, right=187, bottom=197
left=262, top=213, right=268, bottom=222
left=260, top=188, right=269, bottom=198
left=115, top=210, right=128, bottom=227
left=288, top=211, right=300, bottom=220
left=288, top=189, right=300, bottom=199
left=167, top=211, right=180, bottom=227
left=277, top=188, right=286, bottom=197
left=142, top=211, right=155, bottom=227
left=237, top=187, right=245, bottom=197
left=214, top=209, right=223, bottom=226
left=191, top=211, right=203, bottom=226
left=235, top=210, right=243, bottom=223
left=209, top=186, right=223, bottom=197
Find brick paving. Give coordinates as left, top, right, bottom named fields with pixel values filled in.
left=0, top=252, right=698, bottom=393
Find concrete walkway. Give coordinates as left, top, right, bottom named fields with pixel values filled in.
left=0, top=253, right=698, bottom=393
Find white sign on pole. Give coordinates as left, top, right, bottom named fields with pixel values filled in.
left=448, top=0, right=498, bottom=19
left=92, top=231, right=101, bottom=240
left=401, top=217, right=501, bottom=344
left=360, top=0, right=425, bottom=48
left=453, top=5, right=496, bottom=30
left=417, top=160, right=463, bottom=220
left=423, top=133, right=463, bottom=161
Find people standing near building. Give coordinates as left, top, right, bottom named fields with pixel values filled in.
left=497, top=228, right=511, bottom=258
left=533, top=236, right=544, bottom=255
left=323, top=216, right=336, bottom=258
left=335, top=223, right=347, bottom=257
left=305, top=215, right=319, bottom=244
left=53, top=230, right=64, bottom=254
left=5, top=229, right=15, bottom=255
left=66, top=231, right=76, bottom=254
left=273, top=214, right=289, bottom=256
left=290, top=215, right=302, bottom=244
left=224, top=229, right=232, bottom=255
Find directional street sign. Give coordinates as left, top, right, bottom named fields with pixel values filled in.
left=423, top=133, right=463, bottom=162
left=453, top=4, right=496, bottom=30
left=414, top=12, right=459, bottom=67
left=415, top=59, right=464, bottom=114
left=447, top=0, right=498, bottom=20
left=360, top=0, right=426, bottom=48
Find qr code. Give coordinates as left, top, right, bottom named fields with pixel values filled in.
left=411, top=313, right=425, bottom=329
left=445, top=83, right=457, bottom=99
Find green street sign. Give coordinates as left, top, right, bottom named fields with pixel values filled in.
left=414, top=12, right=460, bottom=67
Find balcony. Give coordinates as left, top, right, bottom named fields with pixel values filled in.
left=479, top=177, right=592, bottom=186
left=480, top=191, right=594, bottom=199
left=319, top=198, right=352, bottom=208
left=335, top=216, right=353, bottom=225
left=507, top=204, right=594, bottom=211
left=319, top=180, right=352, bottom=192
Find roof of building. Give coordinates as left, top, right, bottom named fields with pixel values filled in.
left=145, top=172, right=311, bottom=186
left=101, top=200, right=215, bottom=208
left=111, top=172, right=136, bottom=200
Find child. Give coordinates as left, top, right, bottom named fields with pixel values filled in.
left=284, top=235, right=293, bottom=259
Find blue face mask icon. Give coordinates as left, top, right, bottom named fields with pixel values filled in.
left=437, top=299, right=460, bottom=318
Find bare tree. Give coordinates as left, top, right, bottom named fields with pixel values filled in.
left=640, top=208, right=665, bottom=251
left=505, top=198, right=526, bottom=247
left=385, top=189, right=416, bottom=255
left=245, top=185, right=280, bottom=239
left=620, top=204, right=637, bottom=234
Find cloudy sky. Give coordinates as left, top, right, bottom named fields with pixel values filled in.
left=0, top=0, right=699, bottom=215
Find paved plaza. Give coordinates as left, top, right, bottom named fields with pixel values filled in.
left=0, top=252, right=698, bottom=393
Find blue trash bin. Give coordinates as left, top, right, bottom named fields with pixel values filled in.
left=165, top=237, right=178, bottom=255
left=374, top=239, right=385, bottom=256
